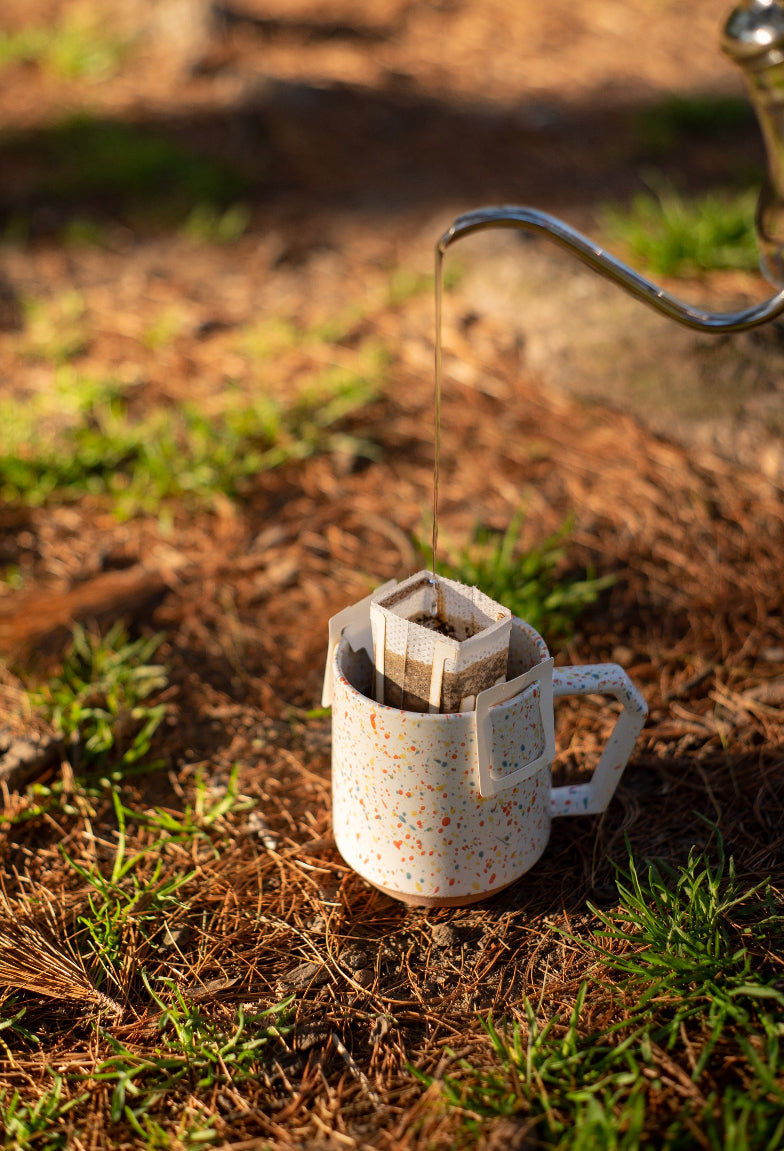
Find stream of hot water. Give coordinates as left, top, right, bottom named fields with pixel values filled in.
left=431, top=246, right=444, bottom=592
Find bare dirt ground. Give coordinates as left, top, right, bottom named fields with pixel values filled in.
left=1, top=0, right=784, bottom=1147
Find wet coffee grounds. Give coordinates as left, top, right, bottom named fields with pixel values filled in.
left=407, top=612, right=483, bottom=640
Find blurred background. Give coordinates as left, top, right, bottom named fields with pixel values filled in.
left=0, top=0, right=758, bottom=240
left=1, top=0, right=779, bottom=663
left=0, top=0, right=772, bottom=469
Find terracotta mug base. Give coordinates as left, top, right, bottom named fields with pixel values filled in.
left=366, top=873, right=522, bottom=908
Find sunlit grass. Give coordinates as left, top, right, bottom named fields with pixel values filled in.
left=21, top=291, right=88, bottom=364
left=32, top=623, right=168, bottom=782
left=424, top=836, right=784, bottom=1149
left=420, top=508, right=614, bottom=642
left=0, top=1075, right=89, bottom=1150
left=0, top=11, right=128, bottom=81
left=0, top=347, right=386, bottom=513
left=601, top=180, right=759, bottom=277
left=182, top=203, right=251, bottom=246
left=95, top=980, right=292, bottom=1134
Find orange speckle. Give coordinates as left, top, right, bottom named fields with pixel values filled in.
left=442, top=817, right=451, bottom=826
left=370, top=712, right=377, bottom=733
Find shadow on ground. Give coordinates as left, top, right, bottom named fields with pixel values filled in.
left=0, top=75, right=763, bottom=239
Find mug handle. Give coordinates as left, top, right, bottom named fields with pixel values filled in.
left=550, top=664, right=648, bottom=817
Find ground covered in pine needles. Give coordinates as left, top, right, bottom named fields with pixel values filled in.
left=0, top=1, right=783, bottom=1148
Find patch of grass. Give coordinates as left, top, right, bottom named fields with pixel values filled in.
left=0, top=1074, right=88, bottom=1150
left=118, top=1111, right=219, bottom=1150
left=32, top=622, right=167, bottom=781
left=426, top=837, right=784, bottom=1149
left=0, top=349, right=385, bottom=513
left=0, top=13, right=128, bottom=81
left=0, top=782, right=283, bottom=1142
left=384, top=262, right=462, bottom=308
left=0, top=1005, right=38, bottom=1060
left=59, top=216, right=109, bottom=247
left=0, top=115, right=248, bottom=230
left=305, top=306, right=366, bottom=346
left=95, top=980, right=292, bottom=1132
left=423, top=509, right=614, bottom=640
left=118, top=765, right=255, bottom=852
left=240, top=307, right=367, bottom=355
left=601, top=180, right=759, bottom=277
left=182, top=203, right=251, bottom=245
left=0, top=564, right=24, bottom=591
left=634, top=94, right=756, bottom=159
left=238, top=316, right=301, bottom=359
left=141, top=309, right=184, bottom=351
left=22, top=290, right=88, bottom=364
left=386, top=267, right=432, bottom=308
left=64, top=794, right=195, bottom=989
left=421, top=988, right=649, bottom=1148
left=588, top=835, right=784, bottom=1077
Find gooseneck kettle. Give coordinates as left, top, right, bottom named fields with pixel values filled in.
left=439, top=0, right=784, bottom=335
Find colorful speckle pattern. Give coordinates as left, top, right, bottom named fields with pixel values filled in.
left=331, top=616, right=647, bottom=906
left=488, top=682, right=546, bottom=781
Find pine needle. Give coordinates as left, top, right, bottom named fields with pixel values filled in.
left=0, top=919, right=122, bottom=1020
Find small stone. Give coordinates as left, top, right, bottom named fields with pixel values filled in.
left=294, top=1022, right=331, bottom=1052
left=353, top=967, right=374, bottom=988
left=431, top=924, right=459, bottom=949
left=159, top=923, right=192, bottom=950
left=340, top=943, right=370, bottom=970
left=276, top=961, right=331, bottom=994
left=247, top=811, right=279, bottom=850
left=0, top=730, right=63, bottom=790
left=316, top=880, right=342, bottom=906
left=484, top=1117, right=533, bottom=1151
left=370, top=1015, right=391, bottom=1043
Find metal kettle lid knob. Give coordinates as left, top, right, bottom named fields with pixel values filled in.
left=723, top=0, right=784, bottom=64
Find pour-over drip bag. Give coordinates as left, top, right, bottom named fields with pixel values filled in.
left=370, top=571, right=511, bottom=713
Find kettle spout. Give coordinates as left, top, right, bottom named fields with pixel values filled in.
left=435, top=3, right=784, bottom=335
left=723, top=0, right=784, bottom=286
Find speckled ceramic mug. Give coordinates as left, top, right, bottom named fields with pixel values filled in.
left=324, top=595, right=647, bottom=907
